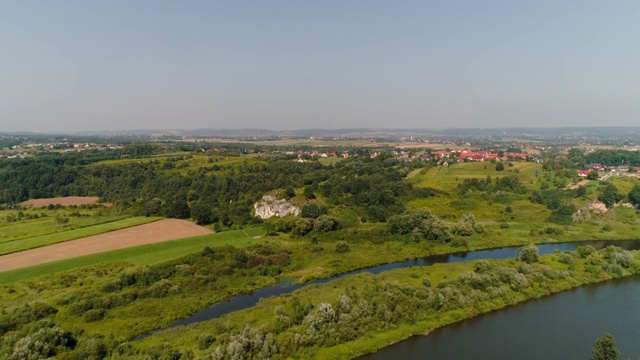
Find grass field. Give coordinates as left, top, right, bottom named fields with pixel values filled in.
left=609, top=176, right=638, bottom=195
left=318, top=156, right=344, bottom=166
left=0, top=226, right=265, bottom=284
left=0, top=209, right=137, bottom=244
left=174, top=154, right=256, bottom=175
left=412, top=161, right=541, bottom=191
left=90, top=152, right=190, bottom=166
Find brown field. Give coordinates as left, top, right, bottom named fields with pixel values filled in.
left=21, top=196, right=112, bottom=207
left=0, top=219, right=213, bottom=272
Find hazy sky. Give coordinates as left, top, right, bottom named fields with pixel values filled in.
left=2, top=1, right=639, bottom=132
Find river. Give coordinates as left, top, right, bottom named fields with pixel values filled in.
left=136, top=240, right=640, bottom=340
left=359, top=276, right=640, bottom=360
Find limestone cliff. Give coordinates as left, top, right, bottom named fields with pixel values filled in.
left=254, top=194, right=300, bottom=219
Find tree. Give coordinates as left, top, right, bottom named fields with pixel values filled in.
left=452, top=213, right=483, bottom=236
left=518, top=243, right=539, bottom=263
left=587, top=171, right=599, bottom=180
left=592, top=333, right=620, bottom=360
left=547, top=203, right=576, bottom=225
left=577, top=186, right=587, bottom=197
left=313, top=215, right=340, bottom=233
left=303, top=186, right=315, bottom=199
left=284, top=187, right=295, bottom=198
left=628, top=184, right=640, bottom=207
left=567, top=148, right=586, bottom=168
left=598, top=183, right=621, bottom=208
left=301, top=203, right=320, bottom=218
left=191, top=201, right=213, bottom=225
left=495, top=162, right=505, bottom=171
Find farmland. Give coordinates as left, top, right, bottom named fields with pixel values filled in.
left=0, top=218, right=212, bottom=272
left=1, top=141, right=640, bottom=359
left=20, top=196, right=110, bottom=207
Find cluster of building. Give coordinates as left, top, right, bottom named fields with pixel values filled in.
left=578, top=164, right=640, bottom=177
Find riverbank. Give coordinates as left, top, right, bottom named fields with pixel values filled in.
left=132, top=245, right=639, bottom=359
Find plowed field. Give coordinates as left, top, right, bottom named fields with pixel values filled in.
left=0, top=219, right=212, bottom=272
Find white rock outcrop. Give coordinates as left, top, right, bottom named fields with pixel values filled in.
left=254, top=194, right=300, bottom=219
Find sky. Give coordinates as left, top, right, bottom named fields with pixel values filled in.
left=1, top=1, right=639, bottom=133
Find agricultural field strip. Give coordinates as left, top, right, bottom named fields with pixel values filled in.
left=0, top=219, right=212, bottom=272
left=0, top=217, right=161, bottom=255
left=0, top=227, right=264, bottom=284
left=20, top=196, right=106, bottom=207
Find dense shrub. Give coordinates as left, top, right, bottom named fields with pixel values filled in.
left=518, top=244, right=539, bottom=263
left=335, top=241, right=351, bottom=253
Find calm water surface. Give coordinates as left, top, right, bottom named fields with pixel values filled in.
left=360, top=276, right=640, bottom=360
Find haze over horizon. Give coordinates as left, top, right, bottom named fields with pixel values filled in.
left=2, top=1, right=639, bottom=133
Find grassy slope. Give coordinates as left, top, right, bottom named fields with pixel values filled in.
left=413, top=162, right=540, bottom=191
left=408, top=162, right=640, bottom=248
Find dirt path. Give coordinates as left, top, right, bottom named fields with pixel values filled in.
left=567, top=179, right=590, bottom=190
left=0, top=219, right=212, bottom=272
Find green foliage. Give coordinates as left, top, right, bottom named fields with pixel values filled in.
left=313, top=215, right=341, bottom=233
left=304, top=185, right=316, bottom=199
left=5, top=323, right=75, bottom=360
left=291, top=218, right=314, bottom=237
left=628, top=184, right=640, bottom=207
left=458, top=175, right=525, bottom=195
left=184, top=251, right=622, bottom=360
left=285, top=187, right=296, bottom=198
left=0, top=302, right=58, bottom=336
left=76, top=336, right=108, bottom=360
left=576, top=186, right=587, bottom=197
left=337, top=208, right=359, bottom=228
left=452, top=213, right=483, bottom=236
left=388, top=209, right=451, bottom=243
left=598, top=183, right=622, bottom=209
left=557, top=253, right=574, bottom=265
left=335, top=241, right=350, bottom=253
left=301, top=203, right=320, bottom=218
left=586, top=149, right=640, bottom=166
left=592, top=333, right=620, bottom=360
left=576, top=245, right=596, bottom=259
left=547, top=203, right=576, bottom=225
left=495, top=162, right=505, bottom=171
left=190, top=201, right=213, bottom=225
left=518, top=243, right=539, bottom=263
left=55, top=214, right=70, bottom=228
left=196, top=333, right=216, bottom=351
left=82, top=309, right=106, bottom=322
